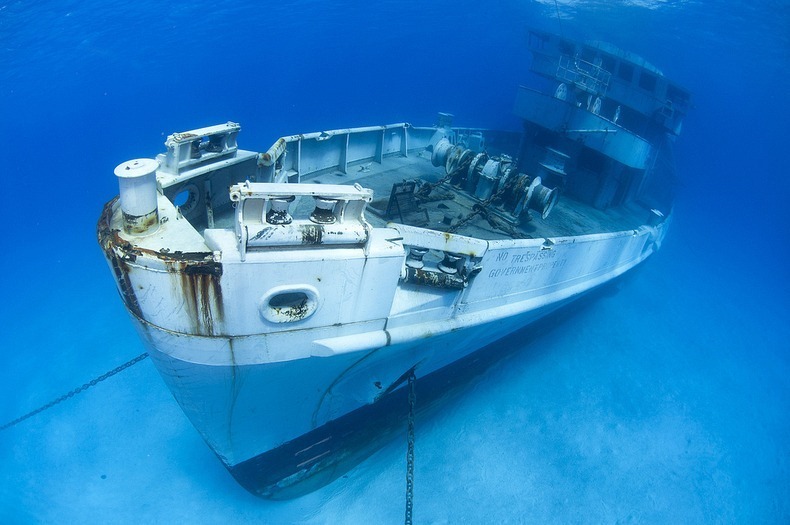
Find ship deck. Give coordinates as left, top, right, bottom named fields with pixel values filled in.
left=270, top=154, right=649, bottom=241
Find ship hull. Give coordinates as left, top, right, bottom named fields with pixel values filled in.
left=139, top=293, right=570, bottom=498
left=127, top=220, right=665, bottom=498
left=229, top=296, right=573, bottom=499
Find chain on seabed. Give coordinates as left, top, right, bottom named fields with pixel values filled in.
left=0, top=352, right=149, bottom=432
left=405, top=370, right=416, bottom=525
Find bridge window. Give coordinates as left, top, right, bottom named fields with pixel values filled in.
left=639, top=71, right=657, bottom=93
left=667, top=84, right=690, bottom=106
left=559, top=39, right=574, bottom=56
left=600, top=54, right=615, bottom=73
left=618, top=62, right=634, bottom=83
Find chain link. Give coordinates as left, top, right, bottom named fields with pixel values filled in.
left=404, top=370, right=416, bottom=525
left=417, top=171, right=452, bottom=194
left=0, top=352, right=149, bottom=432
left=448, top=180, right=509, bottom=234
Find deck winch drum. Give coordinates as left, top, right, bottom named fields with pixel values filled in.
left=526, top=177, right=559, bottom=220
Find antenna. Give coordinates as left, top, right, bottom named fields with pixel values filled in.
left=554, top=0, right=564, bottom=38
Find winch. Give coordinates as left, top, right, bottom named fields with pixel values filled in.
left=431, top=137, right=559, bottom=221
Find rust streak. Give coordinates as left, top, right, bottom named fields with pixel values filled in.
left=97, top=198, right=143, bottom=318
left=98, top=197, right=224, bottom=335
left=300, top=224, right=323, bottom=244
left=168, top=259, right=224, bottom=336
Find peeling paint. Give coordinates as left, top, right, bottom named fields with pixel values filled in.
left=169, top=261, right=224, bottom=336
left=122, top=209, right=159, bottom=235
left=301, top=224, right=323, bottom=244
left=97, top=197, right=224, bottom=336
left=271, top=296, right=310, bottom=321
left=98, top=198, right=143, bottom=318
left=403, top=267, right=466, bottom=290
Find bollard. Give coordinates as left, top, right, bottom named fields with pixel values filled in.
left=115, top=158, right=160, bottom=235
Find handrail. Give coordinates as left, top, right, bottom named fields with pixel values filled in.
left=557, top=54, right=611, bottom=95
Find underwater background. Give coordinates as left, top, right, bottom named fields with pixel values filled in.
left=1, top=0, right=787, bottom=523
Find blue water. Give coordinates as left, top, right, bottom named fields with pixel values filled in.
left=1, top=0, right=788, bottom=522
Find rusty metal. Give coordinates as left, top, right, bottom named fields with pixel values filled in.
left=97, top=197, right=224, bottom=336
left=309, top=197, right=338, bottom=224
left=270, top=296, right=310, bottom=321
left=301, top=224, right=324, bottom=244
left=403, top=267, right=466, bottom=290
left=121, top=210, right=159, bottom=235
left=98, top=198, right=143, bottom=318
left=169, top=259, right=224, bottom=336
left=260, top=137, right=286, bottom=166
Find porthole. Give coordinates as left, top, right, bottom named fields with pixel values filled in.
left=172, top=184, right=199, bottom=215
left=259, top=285, right=319, bottom=323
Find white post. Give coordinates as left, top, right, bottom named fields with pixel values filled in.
left=114, top=158, right=160, bottom=235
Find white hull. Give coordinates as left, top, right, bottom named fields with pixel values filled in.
left=118, top=220, right=665, bottom=496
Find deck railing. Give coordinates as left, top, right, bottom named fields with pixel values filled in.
left=557, top=54, right=611, bottom=95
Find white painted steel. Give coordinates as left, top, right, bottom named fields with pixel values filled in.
left=114, top=158, right=159, bottom=225
left=121, top=214, right=665, bottom=468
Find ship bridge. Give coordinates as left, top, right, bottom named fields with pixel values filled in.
left=527, top=29, right=691, bottom=138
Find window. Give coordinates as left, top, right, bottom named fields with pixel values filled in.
left=618, top=63, right=634, bottom=82
left=601, top=55, right=615, bottom=73
left=667, top=84, right=690, bottom=106
left=172, top=184, right=199, bottom=215
left=639, top=72, right=657, bottom=92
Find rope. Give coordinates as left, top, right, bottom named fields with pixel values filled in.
left=404, top=370, right=417, bottom=525
left=0, top=352, right=149, bottom=432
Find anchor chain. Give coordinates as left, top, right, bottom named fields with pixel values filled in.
left=448, top=181, right=510, bottom=234
left=415, top=171, right=453, bottom=200
left=0, top=352, right=149, bottom=432
left=404, top=370, right=416, bottom=525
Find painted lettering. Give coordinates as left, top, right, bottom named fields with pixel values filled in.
left=487, top=258, right=568, bottom=279
left=509, top=250, right=556, bottom=264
